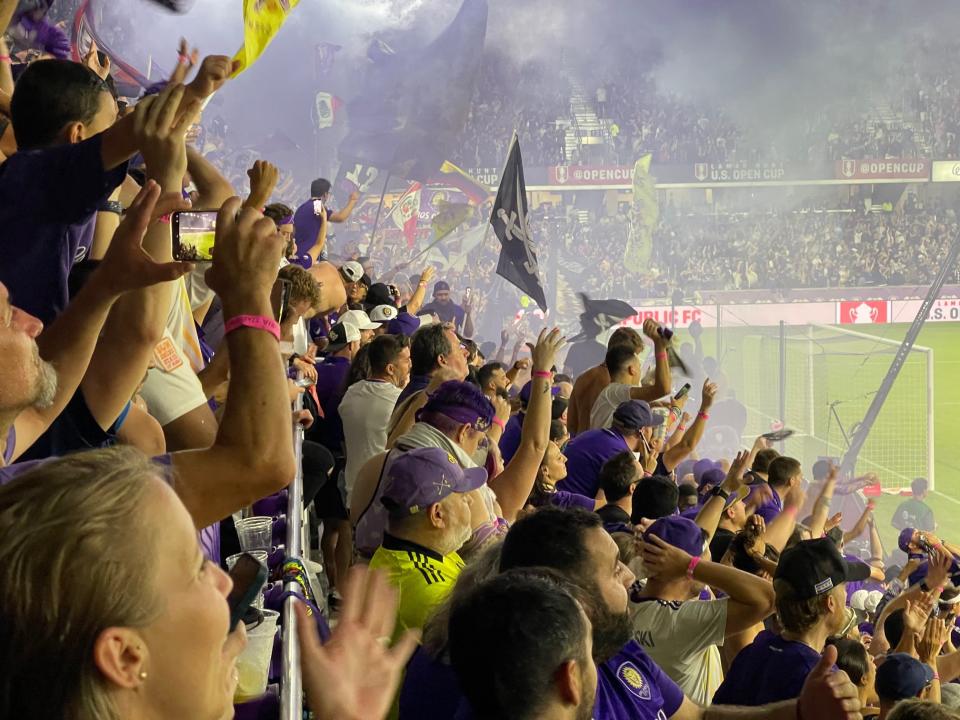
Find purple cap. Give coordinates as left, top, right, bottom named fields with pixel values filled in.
left=387, top=312, right=421, bottom=337
left=698, top=467, right=726, bottom=492
left=519, top=380, right=561, bottom=404
left=420, top=381, right=495, bottom=431
left=898, top=527, right=916, bottom=553
left=645, top=515, right=707, bottom=558
left=693, top=458, right=721, bottom=484
left=433, top=280, right=451, bottom=295
left=612, top=400, right=664, bottom=431
left=380, top=447, right=488, bottom=517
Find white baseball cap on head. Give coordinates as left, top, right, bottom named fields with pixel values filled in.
left=341, top=261, right=364, bottom=283
left=369, top=305, right=399, bottom=323
left=340, top=309, right=380, bottom=330
left=864, top=590, right=884, bottom=614
left=850, top=589, right=869, bottom=611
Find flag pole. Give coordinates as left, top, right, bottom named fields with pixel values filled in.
left=367, top=170, right=392, bottom=257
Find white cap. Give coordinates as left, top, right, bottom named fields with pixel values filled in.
left=417, top=313, right=437, bottom=327
left=369, top=305, right=398, bottom=323
left=864, top=590, right=884, bottom=614
left=340, top=261, right=364, bottom=283
left=340, top=309, right=380, bottom=330
left=850, top=589, right=869, bottom=611
left=327, top=321, right=361, bottom=349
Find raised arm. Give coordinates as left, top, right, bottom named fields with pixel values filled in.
left=14, top=183, right=191, bottom=458
left=643, top=533, right=776, bottom=636
left=406, top=266, right=435, bottom=316
left=807, top=464, right=837, bottom=539
left=630, top=319, right=671, bottom=402
left=695, top=451, right=749, bottom=542
left=171, top=199, right=295, bottom=528
left=81, top=85, right=199, bottom=431
left=488, top=329, right=566, bottom=523
left=328, top=190, right=359, bottom=223
left=660, top=379, right=718, bottom=471
left=188, top=145, right=236, bottom=210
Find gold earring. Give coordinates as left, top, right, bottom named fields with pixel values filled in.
left=138, top=671, right=148, bottom=681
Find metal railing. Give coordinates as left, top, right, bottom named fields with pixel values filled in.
left=280, top=393, right=305, bottom=720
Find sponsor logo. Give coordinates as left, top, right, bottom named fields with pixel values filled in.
left=837, top=159, right=929, bottom=180
left=838, top=300, right=888, bottom=325
left=555, top=165, right=569, bottom=184
left=692, top=162, right=787, bottom=183
left=617, top=662, right=651, bottom=700
left=931, top=161, right=960, bottom=182
left=841, top=158, right=856, bottom=179
left=694, top=163, right=708, bottom=182
left=814, top=578, right=834, bottom=594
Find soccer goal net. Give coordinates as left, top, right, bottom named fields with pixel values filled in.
left=720, top=324, right=933, bottom=492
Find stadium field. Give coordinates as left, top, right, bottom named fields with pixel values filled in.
left=680, top=322, right=960, bottom=554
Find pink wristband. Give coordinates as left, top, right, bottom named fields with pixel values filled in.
left=686, top=556, right=701, bottom=578
left=224, top=315, right=281, bottom=342
left=698, top=412, right=710, bottom=421
left=157, top=213, right=171, bottom=224
left=0, top=55, right=10, bottom=63
left=656, top=350, right=668, bottom=362
left=492, top=417, right=506, bottom=430
left=677, top=425, right=687, bottom=432
left=532, top=370, right=552, bottom=379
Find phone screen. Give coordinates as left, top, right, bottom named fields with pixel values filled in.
left=271, top=278, right=292, bottom=324
left=226, top=553, right=267, bottom=630
left=172, top=210, right=218, bottom=262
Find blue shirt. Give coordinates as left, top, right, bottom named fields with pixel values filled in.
left=0, top=133, right=128, bottom=324
left=713, top=630, right=821, bottom=706
left=594, top=640, right=686, bottom=720
left=498, top=413, right=523, bottom=464
left=557, top=428, right=630, bottom=498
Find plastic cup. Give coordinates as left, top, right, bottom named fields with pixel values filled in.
left=236, top=517, right=273, bottom=552
left=234, top=609, right=280, bottom=702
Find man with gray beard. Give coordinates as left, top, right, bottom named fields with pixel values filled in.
left=368, top=446, right=485, bottom=643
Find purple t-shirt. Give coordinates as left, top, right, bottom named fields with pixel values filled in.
left=293, top=199, right=329, bottom=256
left=0, top=133, right=128, bottom=324
left=713, top=630, right=821, bottom=706
left=313, top=355, right=351, bottom=448
left=498, top=413, right=523, bottom=464
left=0, top=443, right=220, bottom=563
left=594, top=640, right=685, bottom=720
left=557, top=428, right=630, bottom=498
left=398, top=646, right=463, bottom=720
left=530, top=489, right=595, bottom=512
left=753, top=486, right=784, bottom=523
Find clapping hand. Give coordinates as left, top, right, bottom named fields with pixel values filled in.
left=528, top=327, right=566, bottom=374
left=244, top=160, right=280, bottom=210
left=296, top=567, right=419, bottom=720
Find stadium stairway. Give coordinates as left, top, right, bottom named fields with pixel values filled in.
left=565, top=79, right=609, bottom=163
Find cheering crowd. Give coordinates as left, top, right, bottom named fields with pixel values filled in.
left=5, top=12, right=960, bottom=720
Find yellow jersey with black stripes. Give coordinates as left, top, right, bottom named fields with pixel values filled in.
left=369, top=533, right=464, bottom=642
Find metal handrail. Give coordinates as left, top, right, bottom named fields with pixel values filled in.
left=280, top=392, right=304, bottom=720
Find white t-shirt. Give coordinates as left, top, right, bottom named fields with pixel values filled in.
left=589, top=382, right=634, bottom=429
left=338, top=379, right=402, bottom=505
left=630, top=597, right=728, bottom=706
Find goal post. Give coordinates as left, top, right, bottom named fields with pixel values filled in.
left=718, top=323, right=933, bottom=492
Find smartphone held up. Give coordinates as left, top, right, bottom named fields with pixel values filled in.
left=172, top=210, right=218, bottom=262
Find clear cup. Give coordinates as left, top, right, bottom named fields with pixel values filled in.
left=235, top=517, right=273, bottom=552
left=225, top=551, right=269, bottom=610
left=233, top=609, right=280, bottom=702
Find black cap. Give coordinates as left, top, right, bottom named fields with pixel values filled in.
left=364, top=283, right=395, bottom=311
left=774, top=538, right=871, bottom=599
left=631, top=475, right=679, bottom=524
left=433, top=280, right=451, bottom=295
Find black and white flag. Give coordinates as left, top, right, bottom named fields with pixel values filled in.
left=490, top=134, right=547, bottom=311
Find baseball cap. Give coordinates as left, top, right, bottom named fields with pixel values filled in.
left=420, top=381, right=495, bottom=431
left=694, top=458, right=721, bottom=485
left=645, top=515, right=707, bottom=558
left=433, top=280, right=451, bottom=295
left=698, top=467, right=726, bottom=492
left=875, top=653, right=934, bottom=701
left=387, top=312, right=421, bottom=337
left=340, top=261, right=364, bottom=283
left=340, top=309, right=380, bottom=331
left=774, top=537, right=871, bottom=599
left=379, top=447, right=488, bottom=518
left=898, top=527, right=917, bottom=553
left=612, top=400, right=664, bottom=431
left=364, top=283, right=395, bottom=309
left=519, top=380, right=561, bottom=404
left=326, top=321, right=361, bottom=352
left=369, top=304, right=399, bottom=323
left=850, top=589, right=869, bottom=611
left=632, top=475, right=679, bottom=524
left=864, top=590, right=884, bottom=614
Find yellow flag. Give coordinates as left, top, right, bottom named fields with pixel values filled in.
left=624, top=153, right=659, bottom=273
left=232, top=0, right=301, bottom=76
left=431, top=200, right=473, bottom=241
